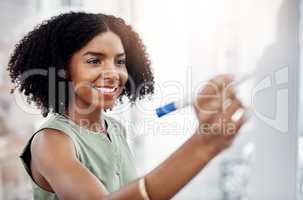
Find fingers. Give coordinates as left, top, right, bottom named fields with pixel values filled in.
left=209, top=74, right=234, bottom=91
left=194, top=75, right=249, bottom=153
left=200, top=74, right=234, bottom=93
left=201, top=98, right=245, bottom=135
left=195, top=74, right=247, bottom=132
left=194, top=93, right=237, bottom=120
left=223, top=98, right=247, bottom=132
left=224, top=84, right=236, bottom=100
left=196, top=74, right=236, bottom=112
left=223, top=98, right=242, bottom=119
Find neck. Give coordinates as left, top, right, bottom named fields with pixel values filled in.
left=64, top=96, right=105, bottom=132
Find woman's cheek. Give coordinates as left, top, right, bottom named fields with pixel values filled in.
left=73, top=81, right=95, bottom=101
left=120, top=68, right=128, bottom=85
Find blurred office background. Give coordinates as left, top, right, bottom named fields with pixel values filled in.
left=0, top=0, right=301, bottom=199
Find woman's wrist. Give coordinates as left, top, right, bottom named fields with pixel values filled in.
left=191, top=129, right=223, bottom=159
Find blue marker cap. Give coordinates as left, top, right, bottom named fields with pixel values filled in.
left=156, top=102, right=177, bottom=117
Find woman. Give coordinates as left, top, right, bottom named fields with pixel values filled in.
left=8, top=12, right=246, bottom=200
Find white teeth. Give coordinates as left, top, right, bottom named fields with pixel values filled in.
left=94, top=87, right=116, bottom=93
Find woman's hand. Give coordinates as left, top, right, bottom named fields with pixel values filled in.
left=193, top=74, right=247, bottom=155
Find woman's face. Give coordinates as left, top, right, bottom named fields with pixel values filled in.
left=68, top=31, right=128, bottom=111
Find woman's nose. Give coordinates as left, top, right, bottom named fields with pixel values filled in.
left=98, top=67, right=120, bottom=84
left=103, top=71, right=119, bottom=82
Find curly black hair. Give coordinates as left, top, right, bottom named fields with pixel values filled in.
left=7, top=12, right=154, bottom=117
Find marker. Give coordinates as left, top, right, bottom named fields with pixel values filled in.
left=155, top=72, right=255, bottom=118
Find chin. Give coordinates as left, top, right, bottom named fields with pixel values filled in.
left=94, top=98, right=117, bottom=110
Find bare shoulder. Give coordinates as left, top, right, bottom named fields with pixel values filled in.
left=29, top=129, right=108, bottom=198
left=31, top=128, right=77, bottom=168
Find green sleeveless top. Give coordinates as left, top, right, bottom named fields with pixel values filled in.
left=20, top=113, right=137, bottom=200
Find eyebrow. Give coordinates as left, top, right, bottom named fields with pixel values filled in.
left=82, top=51, right=126, bottom=57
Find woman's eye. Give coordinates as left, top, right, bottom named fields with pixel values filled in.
left=87, top=58, right=101, bottom=64
left=116, top=59, right=126, bottom=65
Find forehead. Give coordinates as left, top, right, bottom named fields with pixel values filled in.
left=79, top=31, right=125, bottom=55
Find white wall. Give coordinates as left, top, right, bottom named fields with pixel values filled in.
left=189, top=0, right=300, bottom=199
left=134, top=0, right=300, bottom=199
left=246, top=0, right=299, bottom=199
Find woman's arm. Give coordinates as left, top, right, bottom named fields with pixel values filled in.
left=109, top=131, right=229, bottom=200
left=31, top=74, right=246, bottom=200
left=31, top=127, right=218, bottom=200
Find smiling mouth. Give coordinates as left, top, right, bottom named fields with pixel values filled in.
left=93, top=86, right=119, bottom=95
